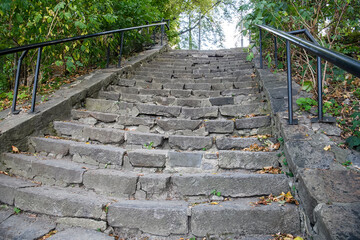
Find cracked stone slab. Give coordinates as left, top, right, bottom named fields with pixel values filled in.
left=297, top=168, right=360, bottom=223
left=139, top=89, right=170, bottom=96
left=170, top=89, right=191, bottom=98
left=107, top=200, right=188, bottom=236
left=168, top=151, right=203, bottom=168
left=156, top=119, right=202, bottom=131
left=176, top=98, right=203, bottom=108
left=83, top=169, right=138, bottom=198
left=128, top=149, right=168, bottom=168
left=235, top=116, right=271, bottom=129
left=136, top=104, right=181, bottom=117
left=218, top=151, right=279, bottom=170
left=209, top=97, right=234, bottom=106
left=15, top=185, right=110, bottom=219
left=70, top=142, right=125, bottom=166
left=181, top=107, right=218, bottom=119
left=284, top=140, right=341, bottom=172
left=51, top=228, right=114, bottom=240
left=126, top=131, right=164, bottom=147
left=56, top=217, right=107, bottom=231
left=169, top=135, right=213, bottom=150
left=205, top=120, right=234, bottom=133
left=72, top=110, right=118, bottom=123
left=0, top=213, right=56, bottom=240
left=138, top=174, right=171, bottom=199
left=30, top=137, right=70, bottom=156
left=171, top=173, right=288, bottom=198
left=98, top=91, right=120, bottom=101
left=0, top=174, right=36, bottom=205
left=219, top=103, right=268, bottom=117
left=191, top=200, right=300, bottom=236
left=313, top=202, right=360, bottom=240
left=216, top=137, right=262, bottom=150
left=117, top=116, right=155, bottom=127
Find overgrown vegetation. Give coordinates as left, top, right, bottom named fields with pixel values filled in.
left=239, top=0, right=360, bottom=151
left=0, top=0, right=234, bottom=112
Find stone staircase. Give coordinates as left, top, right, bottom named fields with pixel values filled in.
left=0, top=49, right=300, bottom=239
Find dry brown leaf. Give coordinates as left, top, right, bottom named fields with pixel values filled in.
left=12, top=146, right=19, bottom=153
left=324, top=145, right=331, bottom=151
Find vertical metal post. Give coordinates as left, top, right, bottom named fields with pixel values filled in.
left=259, top=28, right=263, bottom=69
left=198, top=12, right=201, bottom=50
left=118, top=32, right=124, bottom=68
left=30, top=47, right=42, bottom=113
left=161, top=24, right=164, bottom=46
left=286, top=40, right=297, bottom=125
left=106, top=43, right=110, bottom=68
left=12, top=50, right=28, bottom=114
left=274, top=36, right=278, bottom=69
left=317, top=56, right=323, bottom=121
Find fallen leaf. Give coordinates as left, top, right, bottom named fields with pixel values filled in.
left=210, top=202, right=219, bottom=205
left=324, top=145, right=331, bottom=151
left=12, top=146, right=19, bottom=153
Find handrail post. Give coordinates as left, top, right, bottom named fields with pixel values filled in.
left=274, top=36, right=278, bottom=69
left=286, top=40, right=298, bottom=125
left=12, top=50, right=28, bottom=114
left=317, top=56, right=323, bottom=121
left=30, top=47, right=42, bottom=113
left=106, top=43, right=110, bottom=68
left=161, top=23, right=164, bottom=46
left=259, top=28, right=263, bottom=69
left=118, top=32, right=124, bottom=68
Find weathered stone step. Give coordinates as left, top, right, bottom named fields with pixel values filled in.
left=0, top=174, right=111, bottom=220
left=72, top=110, right=270, bottom=135
left=84, top=98, right=268, bottom=119
left=108, top=198, right=299, bottom=237
left=115, top=78, right=257, bottom=90
left=131, top=72, right=253, bottom=83
left=2, top=151, right=286, bottom=200
left=139, top=64, right=253, bottom=73
left=134, top=67, right=253, bottom=78
left=98, top=91, right=257, bottom=107
left=0, top=173, right=298, bottom=238
left=26, top=137, right=280, bottom=171
left=1, top=152, right=95, bottom=186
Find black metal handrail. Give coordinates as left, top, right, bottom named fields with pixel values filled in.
left=0, top=21, right=168, bottom=114
left=257, top=24, right=360, bottom=125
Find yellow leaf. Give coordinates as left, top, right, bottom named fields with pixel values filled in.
left=294, top=237, right=304, bottom=240
left=86, top=142, right=90, bottom=144
left=324, top=145, right=331, bottom=151
left=210, top=202, right=219, bottom=205
left=12, top=146, right=19, bottom=153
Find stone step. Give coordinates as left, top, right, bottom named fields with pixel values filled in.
left=108, top=199, right=300, bottom=237
left=98, top=91, right=258, bottom=107
left=26, top=137, right=279, bottom=171
left=1, top=152, right=287, bottom=200
left=133, top=68, right=253, bottom=78
left=131, top=73, right=254, bottom=83
left=72, top=110, right=271, bottom=135
left=0, top=174, right=111, bottom=220
left=0, top=174, right=299, bottom=238
left=84, top=98, right=268, bottom=118
left=116, top=78, right=257, bottom=90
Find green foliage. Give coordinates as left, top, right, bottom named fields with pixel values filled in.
left=13, top=207, right=21, bottom=214
left=346, top=112, right=360, bottom=151
left=0, top=0, right=185, bottom=103
left=144, top=141, right=154, bottom=150
left=211, top=189, right=221, bottom=197
left=296, top=97, right=317, bottom=111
